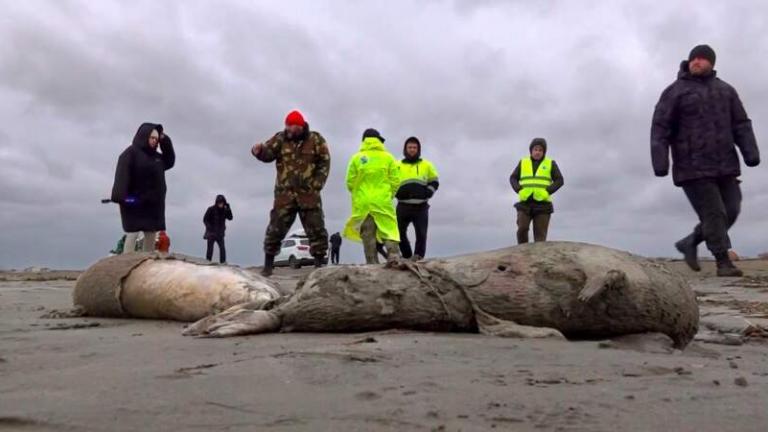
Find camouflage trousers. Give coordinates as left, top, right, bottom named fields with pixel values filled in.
left=263, top=203, right=328, bottom=258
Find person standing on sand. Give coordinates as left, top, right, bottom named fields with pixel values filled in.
left=651, top=44, right=760, bottom=277
left=329, top=232, right=342, bottom=264
left=509, top=137, right=564, bottom=244
left=203, top=195, right=233, bottom=263
left=251, top=110, right=331, bottom=276
left=343, top=128, right=401, bottom=266
left=395, top=136, right=439, bottom=261
left=111, top=123, right=175, bottom=253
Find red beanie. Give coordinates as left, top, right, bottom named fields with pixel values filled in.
left=285, top=110, right=306, bottom=127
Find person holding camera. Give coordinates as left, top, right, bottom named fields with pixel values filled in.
left=111, top=123, right=175, bottom=253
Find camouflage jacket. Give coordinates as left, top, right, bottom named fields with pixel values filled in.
left=255, top=128, right=331, bottom=209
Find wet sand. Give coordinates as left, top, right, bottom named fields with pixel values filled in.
left=1, top=262, right=767, bottom=431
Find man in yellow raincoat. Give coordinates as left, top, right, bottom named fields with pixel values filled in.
left=343, top=129, right=401, bottom=265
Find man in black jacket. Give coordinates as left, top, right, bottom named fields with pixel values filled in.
left=111, top=123, right=175, bottom=253
left=204, top=195, right=233, bottom=263
left=651, top=44, right=760, bottom=277
left=329, top=232, right=342, bottom=264
left=509, top=138, right=564, bottom=244
left=395, top=137, right=439, bottom=261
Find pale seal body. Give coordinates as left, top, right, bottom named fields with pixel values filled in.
left=73, top=253, right=280, bottom=322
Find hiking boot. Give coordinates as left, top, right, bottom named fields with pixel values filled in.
left=261, top=254, right=275, bottom=277
left=715, top=252, right=743, bottom=277
left=716, top=260, right=743, bottom=277
left=411, top=254, right=423, bottom=262
left=674, top=237, right=700, bottom=272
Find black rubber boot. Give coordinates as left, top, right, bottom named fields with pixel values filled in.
left=261, top=254, right=275, bottom=277
left=714, top=252, right=743, bottom=277
left=674, top=237, right=700, bottom=272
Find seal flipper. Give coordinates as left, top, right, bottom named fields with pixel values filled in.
left=578, top=269, right=628, bottom=303
left=475, top=308, right=565, bottom=339
left=183, top=303, right=281, bottom=337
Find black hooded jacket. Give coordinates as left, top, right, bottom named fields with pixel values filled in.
left=111, top=123, right=175, bottom=232
left=651, top=61, right=760, bottom=186
left=204, top=195, right=233, bottom=239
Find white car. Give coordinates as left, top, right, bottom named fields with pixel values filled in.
left=274, top=236, right=313, bottom=268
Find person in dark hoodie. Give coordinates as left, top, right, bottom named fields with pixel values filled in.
left=111, top=123, right=175, bottom=253
left=329, top=232, right=342, bottom=264
left=204, top=195, right=233, bottom=263
left=251, top=110, right=331, bottom=276
left=651, top=44, right=759, bottom=277
left=509, top=138, right=564, bottom=244
left=395, top=137, right=439, bottom=261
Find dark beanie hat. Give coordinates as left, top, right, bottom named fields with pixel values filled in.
left=362, top=128, right=385, bottom=142
left=529, top=137, right=547, bottom=153
left=688, top=44, right=716, bottom=66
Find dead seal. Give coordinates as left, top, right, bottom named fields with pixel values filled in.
left=73, top=253, right=280, bottom=321
left=185, top=242, right=699, bottom=348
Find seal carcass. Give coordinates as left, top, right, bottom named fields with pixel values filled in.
left=185, top=242, right=699, bottom=348
left=73, top=253, right=280, bottom=321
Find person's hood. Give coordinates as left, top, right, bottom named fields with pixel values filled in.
left=132, top=122, right=160, bottom=152
left=402, top=136, right=422, bottom=163
left=528, top=137, right=547, bottom=156
left=360, top=137, right=386, bottom=152
left=677, top=60, right=717, bottom=80
left=215, top=194, right=227, bottom=205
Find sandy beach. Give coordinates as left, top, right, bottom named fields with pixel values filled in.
left=1, top=261, right=767, bottom=432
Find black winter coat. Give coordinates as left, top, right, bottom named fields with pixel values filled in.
left=329, top=232, right=342, bottom=249
left=111, top=123, right=175, bottom=232
left=651, top=61, right=760, bottom=186
left=204, top=198, right=233, bottom=240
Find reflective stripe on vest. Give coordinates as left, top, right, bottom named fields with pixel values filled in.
left=518, top=157, right=553, bottom=202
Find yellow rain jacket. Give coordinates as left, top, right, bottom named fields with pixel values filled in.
left=343, top=137, right=400, bottom=242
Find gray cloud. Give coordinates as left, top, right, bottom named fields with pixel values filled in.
left=1, top=0, right=766, bottom=269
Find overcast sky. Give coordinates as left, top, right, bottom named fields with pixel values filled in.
left=1, top=0, right=765, bottom=269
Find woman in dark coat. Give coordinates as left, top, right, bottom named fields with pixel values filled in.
left=111, top=123, right=175, bottom=253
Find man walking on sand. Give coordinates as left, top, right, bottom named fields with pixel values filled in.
left=651, top=44, right=760, bottom=277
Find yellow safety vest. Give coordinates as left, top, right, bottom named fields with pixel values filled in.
left=518, top=157, right=553, bottom=202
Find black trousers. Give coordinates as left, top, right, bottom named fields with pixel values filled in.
left=681, top=177, right=741, bottom=255
left=206, top=237, right=226, bottom=263
left=330, top=247, right=340, bottom=264
left=397, top=203, right=429, bottom=259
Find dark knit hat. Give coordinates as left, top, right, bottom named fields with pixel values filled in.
left=688, top=44, right=716, bottom=66
left=529, top=137, right=547, bottom=154
left=362, top=128, right=385, bottom=143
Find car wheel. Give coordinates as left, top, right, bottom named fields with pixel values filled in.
left=289, top=255, right=300, bottom=269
